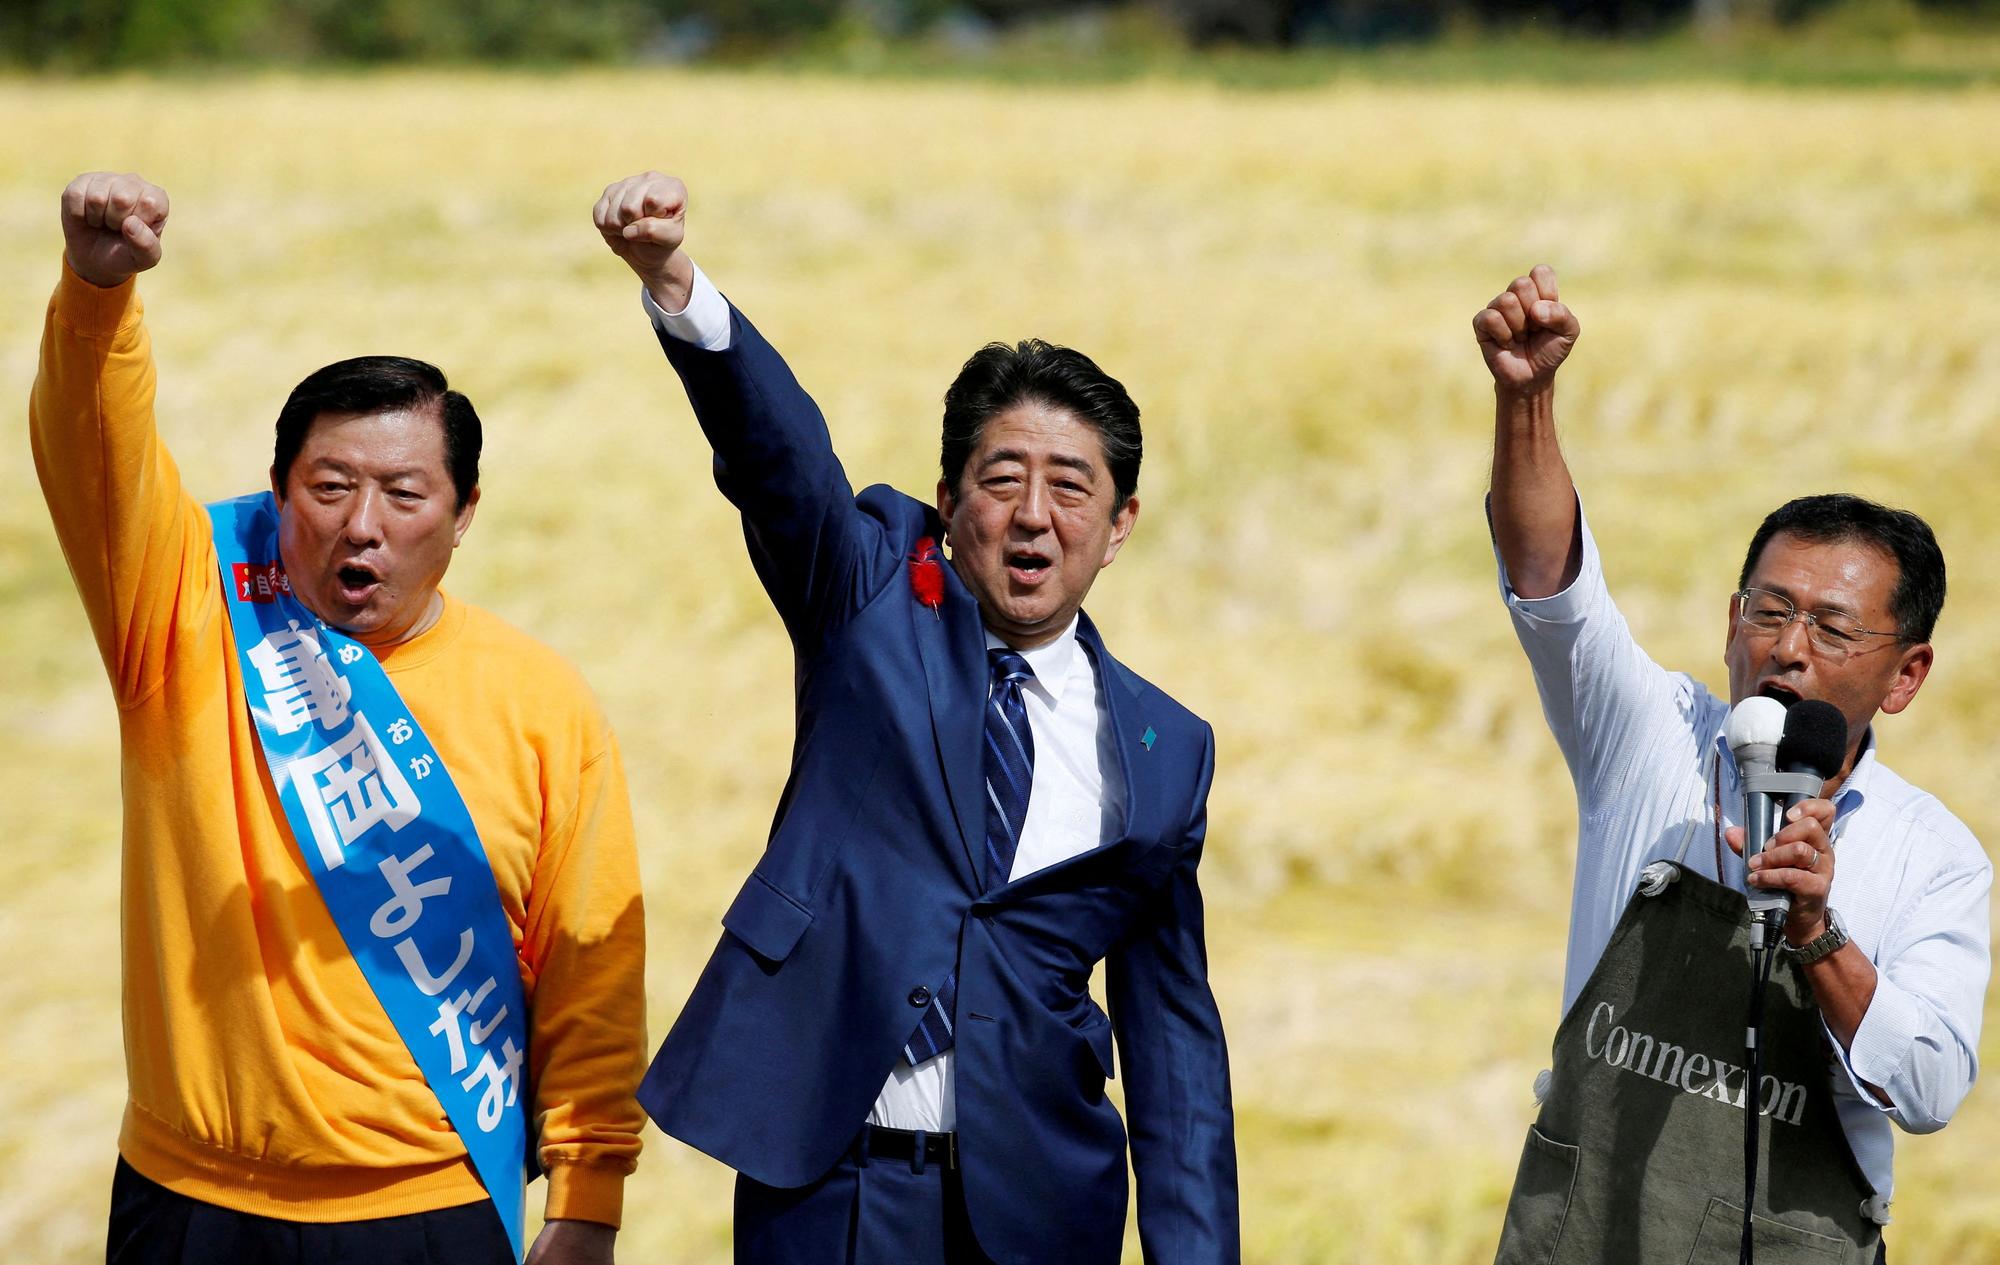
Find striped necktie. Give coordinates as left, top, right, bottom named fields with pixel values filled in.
left=902, top=649, right=1037, bottom=1065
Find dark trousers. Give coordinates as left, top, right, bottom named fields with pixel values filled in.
left=107, top=1157, right=512, bottom=1265
left=734, top=1135, right=994, bottom=1265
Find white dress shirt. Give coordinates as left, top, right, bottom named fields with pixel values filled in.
left=645, top=279, right=1127, bottom=1132
left=1499, top=505, right=1991, bottom=1207
left=866, top=618, right=1126, bottom=1132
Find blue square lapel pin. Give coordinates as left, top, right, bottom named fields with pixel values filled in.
left=1140, top=725, right=1157, bottom=751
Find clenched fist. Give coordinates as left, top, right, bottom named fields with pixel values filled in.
left=593, top=171, right=692, bottom=312
left=1474, top=264, right=1579, bottom=395
left=63, top=172, right=169, bottom=288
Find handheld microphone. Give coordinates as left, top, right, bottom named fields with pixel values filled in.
left=1726, top=697, right=1846, bottom=1265
left=1725, top=696, right=1786, bottom=785
left=1743, top=699, right=1847, bottom=923
left=1727, top=697, right=1788, bottom=925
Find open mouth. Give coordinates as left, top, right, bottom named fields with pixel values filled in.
left=1758, top=681, right=1803, bottom=708
left=335, top=562, right=382, bottom=604
left=1005, top=551, right=1052, bottom=584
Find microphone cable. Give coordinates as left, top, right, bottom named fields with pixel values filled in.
left=1740, top=909, right=1782, bottom=1264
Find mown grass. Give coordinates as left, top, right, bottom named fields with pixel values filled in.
left=1, top=67, right=1996, bottom=1263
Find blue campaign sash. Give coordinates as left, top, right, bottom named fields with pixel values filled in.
left=207, top=493, right=530, bottom=1259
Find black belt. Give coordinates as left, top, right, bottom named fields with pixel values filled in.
left=859, top=1124, right=958, bottom=1172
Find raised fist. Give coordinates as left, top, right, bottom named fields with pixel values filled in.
left=1474, top=265, right=1579, bottom=394
left=62, top=172, right=169, bottom=288
left=593, top=171, right=689, bottom=298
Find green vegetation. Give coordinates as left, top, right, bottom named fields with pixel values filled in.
left=779, top=12, right=2000, bottom=89
left=6, top=0, right=2000, bottom=89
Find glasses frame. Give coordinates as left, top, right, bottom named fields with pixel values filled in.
left=1731, top=587, right=1908, bottom=660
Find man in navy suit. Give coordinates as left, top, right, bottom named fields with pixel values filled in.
left=594, top=171, right=1238, bottom=1265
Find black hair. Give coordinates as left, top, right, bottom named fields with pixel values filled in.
left=940, top=340, right=1141, bottom=508
left=1738, top=493, right=1946, bottom=642
left=272, top=356, right=481, bottom=510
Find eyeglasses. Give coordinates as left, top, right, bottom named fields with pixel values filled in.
left=1732, top=588, right=1905, bottom=660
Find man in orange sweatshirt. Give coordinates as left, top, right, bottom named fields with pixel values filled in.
left=32, top=171, right=647, bottom=1265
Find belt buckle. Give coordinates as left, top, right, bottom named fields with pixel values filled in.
left=945, top=1129, right=958, bottom=1171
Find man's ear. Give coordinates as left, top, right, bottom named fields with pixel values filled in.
left=1722, top=591, right=1743, bottom=669
left=453, top=485, right=481, bottom=547
left=1879, top=642, right=1934, bottom=716
left=935, top=478, right=957, bottom=543
left=270, top=465, right=285, bottom=503
left=1100, top=495, right=1141, bottom=568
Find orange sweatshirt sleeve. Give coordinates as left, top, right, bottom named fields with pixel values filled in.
left=520, top=722, right=648, bottom=1227
left=29, top=260, right=213, bottom=706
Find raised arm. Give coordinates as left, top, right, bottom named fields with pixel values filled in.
left=31, top=172, right=211, bottom=707
left=1477, top=265, right=1583, bottom=600
left=592, top=171, right=893, bottom=643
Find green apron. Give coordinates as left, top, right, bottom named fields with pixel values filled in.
left=1495, top=864, right=1881, bottom=1265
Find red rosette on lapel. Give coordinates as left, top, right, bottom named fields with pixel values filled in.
left=909, top=536, right=944, bottom=615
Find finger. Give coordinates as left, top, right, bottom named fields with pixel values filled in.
left=81, top=172, right=113, bottom=228
left=617, top=180, right=652, bottom=228
left=1724, top=825, right=1745, bottom=856
left=1473, top=308, right=1514, bottom=348
left=1748, top=836, right=1826, bottom=875
left=122, top=215, right=162, bottom=265
left=104, top=174, right=144, bottom=226
left=639, top=176, right=685, bottom=219
left=62, top=173, right=92, bottom=224
left=1508, top=273, right=1541, bottom=316
left=134, top=183, right=169, bottom=232
left=1492, top=290, right=1527, bottom=337
left=1530, top=263, right=1558, bottom=302
left=620, top=216, right=681, bottom=245
left=1767, top=818, right=1831, bottom=856
left=1785, top=797, right=1837, bottom=827
left=1529, top=300, right=1580, bottom=341
left=594, top=177, right=636, bottom=232
left=1746, top=865, right=1826, bottom=896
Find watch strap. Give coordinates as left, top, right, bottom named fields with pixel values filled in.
left=1784, top=908, right=1849, bottom=965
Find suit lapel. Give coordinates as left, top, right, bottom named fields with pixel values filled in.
left=911, top=560, right=985, bottom=887
left=1077, top=612, right=1149, bottom=848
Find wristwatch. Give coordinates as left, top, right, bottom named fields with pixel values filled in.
left=1783, top=907, right=1850, bottom=965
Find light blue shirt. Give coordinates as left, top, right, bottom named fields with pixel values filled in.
left=1500, top=507, right=1991, bottom=1209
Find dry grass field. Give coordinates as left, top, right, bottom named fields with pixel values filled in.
left=1, top=69, right=1997, bottom=1263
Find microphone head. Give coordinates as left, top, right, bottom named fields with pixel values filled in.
left=1725, top=696, right=1788, bottom=754
left=1778, top=700, right=1848, bottom=781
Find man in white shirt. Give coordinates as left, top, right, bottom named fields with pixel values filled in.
left=593, top=172, right=1239, bottom=1265
left=1479, top=266, right=1988, bottom=1264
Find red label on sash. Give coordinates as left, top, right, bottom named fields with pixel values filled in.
left=231, top=562, right=292, bottom=603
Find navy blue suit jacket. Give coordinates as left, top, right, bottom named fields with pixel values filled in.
left=636, top=302, right=1239, bottom=1265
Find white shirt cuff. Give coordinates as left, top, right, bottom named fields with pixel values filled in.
left=1831, top=977, right=1926, bottom=1123
left=640, top=260, right=731, bottom=351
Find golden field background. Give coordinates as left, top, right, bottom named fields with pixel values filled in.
left=2, top=70, right=1998, bottom=1262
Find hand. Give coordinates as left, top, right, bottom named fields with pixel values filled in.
left=62, top=172, right=169, bottom=288
left=1725, top=797, right=1837, bottom=947
left=1474, top=265, right=1578, bottom=395
left=525, top=1218, right=616, bottom=1265
left=594, top=171, right=693, bottom=312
